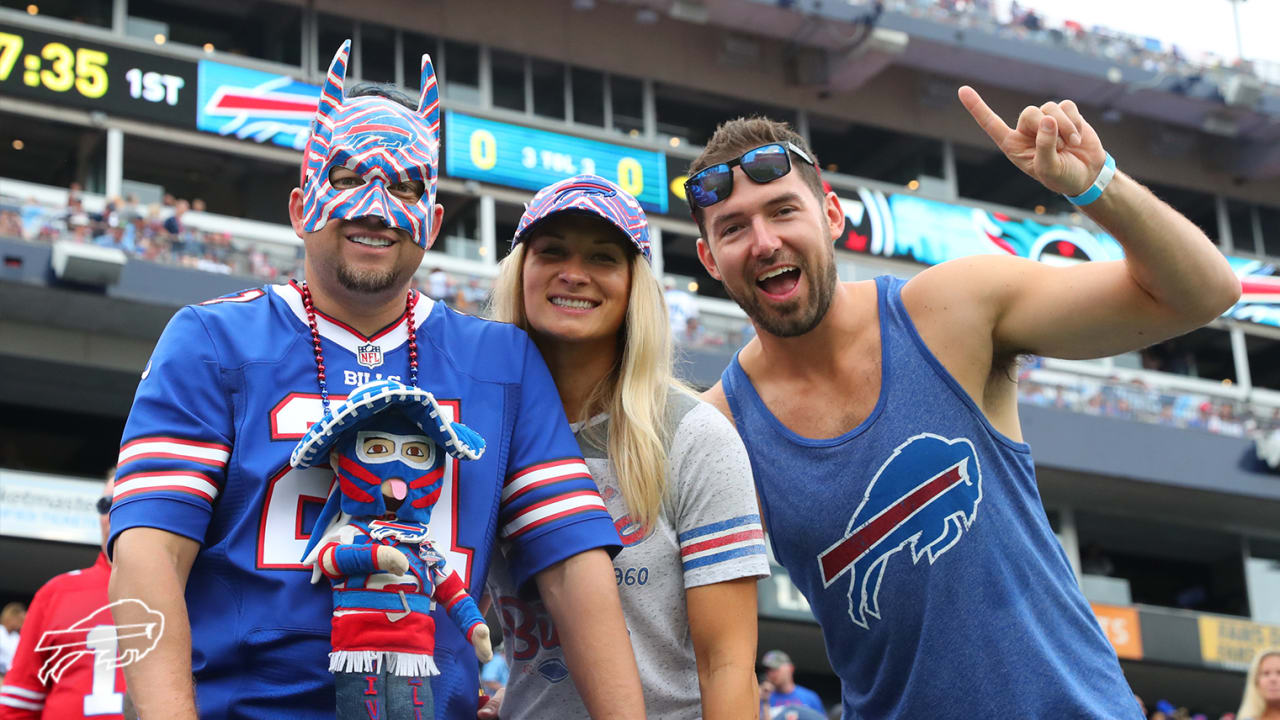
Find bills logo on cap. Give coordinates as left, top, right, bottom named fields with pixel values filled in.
left=356, top=343, right=383, bottom=369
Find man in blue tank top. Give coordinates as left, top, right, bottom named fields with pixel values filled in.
left=688, top=89, right=1241, bottom=719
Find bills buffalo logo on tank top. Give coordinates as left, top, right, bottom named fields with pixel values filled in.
left=818, top=433, right=983, bottom=628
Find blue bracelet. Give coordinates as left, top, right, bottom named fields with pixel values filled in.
left=1065, top=153, right=1116, bottom=206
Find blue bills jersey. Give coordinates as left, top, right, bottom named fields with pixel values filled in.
left=109, top=282, right=621, bottom=720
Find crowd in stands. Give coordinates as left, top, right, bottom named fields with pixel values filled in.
left=1018, top=358, right=1280, bottom=439
left=0, top=185, right=300, bottom=280
left=6, top=183, right=1280, bottom=438
left=892, top=0, right=1278, bottom=97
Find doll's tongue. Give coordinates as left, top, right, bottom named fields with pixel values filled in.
left=386, top=479, right=408, bottom=501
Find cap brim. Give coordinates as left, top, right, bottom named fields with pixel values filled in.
left=290, top=381, right=485, bottom=468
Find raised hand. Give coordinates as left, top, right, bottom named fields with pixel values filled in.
left=958, top=86, right=1108, bottom=198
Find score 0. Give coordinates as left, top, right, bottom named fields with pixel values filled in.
left=125, top=67, right=185, bottom=106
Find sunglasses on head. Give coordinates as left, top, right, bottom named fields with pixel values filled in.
left=97, top=496, right=112, bottom=515
left=684, top=142, right=817, bottom=211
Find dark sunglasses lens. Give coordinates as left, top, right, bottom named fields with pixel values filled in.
left=97, top=496, right=113, bottom=515
left=688, top=164, right=733, bottom=208
left=741, top=144, right=791, bottom=183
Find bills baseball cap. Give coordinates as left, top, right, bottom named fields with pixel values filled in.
left=761, top=650, right=793, bottom=669
left=512, top=174, right=651, bottom=262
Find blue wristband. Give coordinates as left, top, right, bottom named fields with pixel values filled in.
left=1065, top=153, right=1116, bottom=206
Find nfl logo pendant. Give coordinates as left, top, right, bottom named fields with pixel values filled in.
left=356, top=343, right=384, bottom=369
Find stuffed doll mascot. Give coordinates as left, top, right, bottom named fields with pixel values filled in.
left=294, top=380, right=492, bottom=720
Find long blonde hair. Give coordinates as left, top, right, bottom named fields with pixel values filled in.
left=1239, top=647, right=1280, bottom=719
left=490, top=242, right=686, bottom=531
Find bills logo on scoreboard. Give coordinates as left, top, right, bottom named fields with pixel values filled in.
left=356, top=344, right=383, bottom=369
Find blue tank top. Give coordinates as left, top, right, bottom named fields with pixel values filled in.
left=722, top=275, right=1141, bottom=720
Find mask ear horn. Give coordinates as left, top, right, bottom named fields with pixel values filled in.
left=416, top=53, right=440, bottom=147
left=301, top=40, right=351, bottom=187
left=319, top=40, right=351, bottom=117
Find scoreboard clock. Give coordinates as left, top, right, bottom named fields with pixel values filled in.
left=444, top=110, right=669, bottom=214
left=0, top=22, right=197, bottom=127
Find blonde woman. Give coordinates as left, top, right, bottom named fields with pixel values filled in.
left=1238, top=647, right=1280, bottom=720
left=480, top=175, right=770, bottom=720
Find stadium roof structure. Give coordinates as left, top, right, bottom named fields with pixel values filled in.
left=631, top=0, right=1280, bottom=180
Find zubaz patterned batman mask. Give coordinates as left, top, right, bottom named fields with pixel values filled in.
left=300, top=40, right=441, bottom=249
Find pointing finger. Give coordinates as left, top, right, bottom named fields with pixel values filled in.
left=958, top=85, right=1011, bottom=146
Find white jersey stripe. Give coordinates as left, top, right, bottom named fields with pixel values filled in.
left=0, top=696, right=43, bottom=710
left=501, top=461, right=590, bottom=502
left=118, top=441, right=230, bottom=466
left=115, top=474, right=221, bottom=500
left=0, top=686, right=46, bottom=700
left=501, top=495, right=606, bottom=537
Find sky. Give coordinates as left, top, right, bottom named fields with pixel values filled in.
left=1007, top=0, right=1280, bottom=65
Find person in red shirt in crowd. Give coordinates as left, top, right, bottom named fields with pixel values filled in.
left=0, top=470, right=127, bottom=719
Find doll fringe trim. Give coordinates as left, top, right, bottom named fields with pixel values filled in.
left=329, top=650, right=441, bottom=677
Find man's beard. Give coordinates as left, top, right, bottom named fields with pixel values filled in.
left=336, top=262, right=403, bottom=294
left=725, top=249, right=837, bottom=338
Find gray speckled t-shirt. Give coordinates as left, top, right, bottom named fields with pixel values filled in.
left=486, top=390, right=770, bottom=719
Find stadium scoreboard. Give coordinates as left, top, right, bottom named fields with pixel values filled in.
left=0, top=22, right=197, bottom=126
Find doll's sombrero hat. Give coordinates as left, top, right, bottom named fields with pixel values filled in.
left=290, top=379, right=485, bottom=469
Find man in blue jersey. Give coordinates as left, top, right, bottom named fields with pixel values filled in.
left=692, top=92, right=1240, bottom=718
left=107, top=42, right=645, bottom=720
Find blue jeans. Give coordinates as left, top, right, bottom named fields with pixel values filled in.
left=335, top=668, right=433, bottom=720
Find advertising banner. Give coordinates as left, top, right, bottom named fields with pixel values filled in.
left=0, top=469, right=102, bottom=546
left=836, top=187, right=1280, bottom=329
left=1198, top=615, right=1280, bottom=670
left=1091, top=603, right=1144, bottom=660
left=196, top=59, right=319, bottom=151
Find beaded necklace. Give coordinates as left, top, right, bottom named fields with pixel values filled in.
left=299, top=281, right=419, bottom=413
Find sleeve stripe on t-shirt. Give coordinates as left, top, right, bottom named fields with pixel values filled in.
left=501, top=491, right=608, bottom=539
left=677, top=514, right=761, bottom=543
left=683, top=543, right=767, bottom=572
left=117, top=436, right=231, bottom=469
left=502, top=460, right=591, bottom=503
left=679, top=515, right=766, bottom=572
left=114, top=470, right=222, bottom=504
left=0, top=693, right=44, bottom=711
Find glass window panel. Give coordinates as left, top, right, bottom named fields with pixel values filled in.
left=434, top=191, right=480, bottom=260
left=359, top=23, right=396, bottom=84
left=1259, top=205, right=1280, bottom=259
left=126, top=0, right=301, bottom=65
left=443, top=40, right=480, bottom=105
left=5, top=0, right=111, bottom=28
left=491, top=49, right=526, bottom=113
left=571, top=67, right=605, bottom=127
left=1246, top=334, right=1280, bottom=392
left=654, top=82, right=796, bottom=148
left=495, top=201, right=525, bottom=261
left=1227, top=200, right=1257, bottom=254
left=809, top=113, right=943, bottom=185
left=1139, top=327, right=1236, bottom=383
left=955, top=143, right=1071, bottom=215
left=400, top=31, right=438, bottom=92
left=610, top=74, right=645, bottom=136
left=531, top=59, right=566, bottom=121
left=1145, top=181, right=1219, bottom=245
left=317, top=13, right=354, bottom=74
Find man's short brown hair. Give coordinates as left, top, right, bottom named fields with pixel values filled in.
left=687, top=117, right=825, bottom=232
